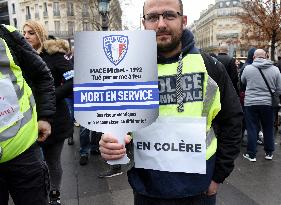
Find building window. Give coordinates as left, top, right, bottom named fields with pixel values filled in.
left=43, top=2, right=48, bottom=17
left=219, top=2, right=223, bottom=8
left=45, top=21, right=48, bottom=30
left=82, top=3, right=89, bottom=17
left=240, top=49, right=244, bottom=57
left=53, top=2, right=60, bottom=16
left=12, top=3, right=16, bottom=14
left=54, top=21, right=60, bottom=34
left=67, top=2, right=74, bottom=16
left=83, top=22, right=91, bottom=31
left=35, top=4, right=39, bottom=19
left=226, top=1, right=230, bottom=7
left=68, top=21, right=75, bottom=35
left=26, top=6, right=31, bottom=20
left=13, top=18, right=17, bottom=28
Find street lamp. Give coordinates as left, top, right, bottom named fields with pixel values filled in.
left=98, top=0, right=111, bottom=31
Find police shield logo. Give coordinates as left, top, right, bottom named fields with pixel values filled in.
left=103, top=35, right=128, bottom=66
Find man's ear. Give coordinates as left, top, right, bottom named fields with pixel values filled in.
left=182, top=15, right=187, bottom=29
left=142, top=19, right=146, bottom=29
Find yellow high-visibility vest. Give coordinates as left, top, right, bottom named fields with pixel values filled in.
left=0, top=25, right=38, bottom=163
left=158, top=53, right=221, bottom=159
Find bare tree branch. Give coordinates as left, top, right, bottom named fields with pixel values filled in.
left=238, top=0, right=281, bottom=60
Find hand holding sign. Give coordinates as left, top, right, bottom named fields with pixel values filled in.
left=99, top=133, right=132, bottom=163
left=74, top=31, right=158, bottom=164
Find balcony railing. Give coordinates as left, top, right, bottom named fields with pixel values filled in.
left=82, top=11, right=89, bottom=17
left=53, top=11, right=60, bottom=17
left=67, top=11, right=74, bottom=16
left=216, top=33, right=239, bottom=40
left=43, top=11, right=48, bottom=17
left=48, top=31, right=74, bottom=39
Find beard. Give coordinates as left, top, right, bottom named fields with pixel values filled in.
left=156, top=27, right=183, bottom=53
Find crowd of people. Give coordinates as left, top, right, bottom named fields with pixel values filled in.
left=0, top=0, right=280, bottom=204
left=211, top=46, right=281, bottom=162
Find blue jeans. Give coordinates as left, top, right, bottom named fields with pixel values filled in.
left=79, top=127, right=99, bottom=156
left=244, top=105, right=275, bottom=158
left=65, top=98, right=74, bottom=122
left=134, top=192, right=216, bottom=205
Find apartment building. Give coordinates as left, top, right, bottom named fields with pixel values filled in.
left=8, top=0, right=122, bottom=40
left=190, top=0, right=247, bottom=58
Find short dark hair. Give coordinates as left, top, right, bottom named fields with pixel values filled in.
left=143, top=0, right=183, bottom=16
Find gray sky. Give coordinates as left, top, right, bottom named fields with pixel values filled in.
left=120, top=0, right=215, bottom=30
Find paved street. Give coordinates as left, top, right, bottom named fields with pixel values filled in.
left=58, top=127, right=281, bottom=205
left=8, top=127, right=281, bottom=205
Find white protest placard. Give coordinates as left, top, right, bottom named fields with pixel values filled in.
left=133, top=117, right=206, bottom=174
left=74, top=31, right=159, bottom=164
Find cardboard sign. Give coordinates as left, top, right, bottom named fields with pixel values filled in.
left=74, top=31, right=159, bottom=164
left=134, top=117, right=207, bottom=174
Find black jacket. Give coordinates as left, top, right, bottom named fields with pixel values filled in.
left=201, top=52, right=243, bottom=183
left=0, top=25, right=56, bottom=121
left=128, top=29, right=243, bottom=198
left=40, top=39, right=73, bottom=145
left=216, top=53, right=239, bottom=95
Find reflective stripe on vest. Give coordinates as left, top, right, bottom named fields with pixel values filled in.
left=0, top=38, right=35, bottom=141
left=202, top=76, right=218, bottom=148
left=158, top=53, right=221, bottom=160
left=0, top=39, right=24, bottom=99
left=0, top=94, right=35, bottom=142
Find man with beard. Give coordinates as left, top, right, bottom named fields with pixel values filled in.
left=99, top=0, right=243, bottom=204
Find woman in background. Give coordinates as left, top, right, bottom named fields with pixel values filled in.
left=23, top=20, right=73, bottom=205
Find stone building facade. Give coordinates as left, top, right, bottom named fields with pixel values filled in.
left=8, top=0, right=122, bottom=40
left=190, top=0, right=248, bottom=58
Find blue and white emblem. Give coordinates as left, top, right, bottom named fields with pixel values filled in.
left=103, top=35, right=129, bottom=66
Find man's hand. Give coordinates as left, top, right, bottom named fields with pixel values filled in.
left=37, top=120, right=51, bottom=142
left=99, top=133, right=132, bottom=161
left=206, top=180, right=219, bottom=196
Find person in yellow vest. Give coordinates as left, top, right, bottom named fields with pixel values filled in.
left=0, top=25, right=55, bottom=205
left=99, top=0, right=243, bottom=204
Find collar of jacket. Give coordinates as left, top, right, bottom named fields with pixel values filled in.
left=42, top=39, right=70, bottom=55
left=218, top=53, right=228, bottom=56
left=157, top=29, right=199, bottom=64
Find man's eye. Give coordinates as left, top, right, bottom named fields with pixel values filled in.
left=147, top=14, right=158, bottom=21
left=164, top=12, right=177, bottom=19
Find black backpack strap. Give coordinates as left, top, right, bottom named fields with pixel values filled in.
left=256, top=66, right=274, bottom=96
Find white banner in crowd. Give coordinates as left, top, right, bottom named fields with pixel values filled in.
left=134, top=117, right=207, bottom=174
left=74, top=31, right=159, bottom=164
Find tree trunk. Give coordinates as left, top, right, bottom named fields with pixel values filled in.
left=271, top=30, right=277, bottom=61
left=270, top=1, right=277, bottom=61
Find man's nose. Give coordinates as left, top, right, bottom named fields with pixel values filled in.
left=157, top=15, right=167, bottom=28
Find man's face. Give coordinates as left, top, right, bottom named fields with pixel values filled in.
left=143, top=0, right=187, bottom=53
